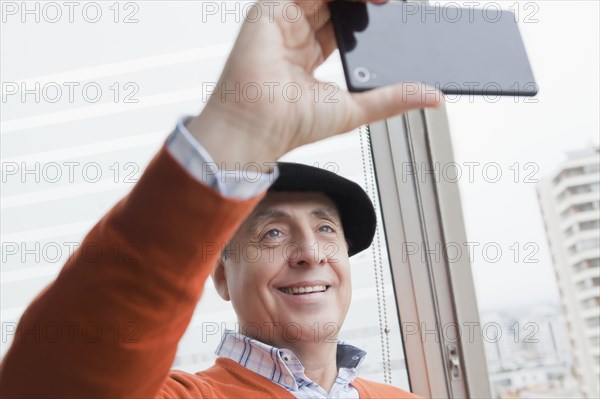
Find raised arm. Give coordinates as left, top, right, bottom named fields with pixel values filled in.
left=0, top=145, right=265, bottom=397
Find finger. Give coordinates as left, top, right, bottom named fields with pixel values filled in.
left=295, top=1, right=330, bottom=32
left=315, top=20, right=336, bottom=62
left=298, top=0, right=388, bottom=32
left=313, top=0, right=391, bottom=67
left=346, top=83, right=444, bottom=130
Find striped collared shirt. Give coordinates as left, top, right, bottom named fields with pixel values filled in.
left=215, top=329, right=367, bottom=399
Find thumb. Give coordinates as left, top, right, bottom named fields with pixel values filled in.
left=347, top=82, right=444, bottom=129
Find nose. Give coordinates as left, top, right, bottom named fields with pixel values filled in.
left=287, top=229, right=330, bottom=268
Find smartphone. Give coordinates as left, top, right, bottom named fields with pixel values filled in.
left=329, top=1, right=538, bottom=96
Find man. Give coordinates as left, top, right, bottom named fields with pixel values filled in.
left=206, top=161, right=379, bottom=396
left=0, top=0, right=441, bottom=397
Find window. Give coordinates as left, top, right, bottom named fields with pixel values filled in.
left=573, top=258, right=600, bottom=273
left=566, top=206, right=581, bottom=219
left=562, top=219, right=599, bottom=237
left=554, top=167, right=585, bottom=185
left=558, top=183, right=600, bottom=201
left=560, top=201, right=597, bottom=219
left=576, top=277, right=600, bottom=290
left=553, top=160, right=600, bottom=185
left=430, top=1, right=598, bottom=397
left=1, top=2, right=412, bottom=393
left=580, top=297, right=600, bottom=309
left=580, top=220, right=600, bottom=232
left=585, top=317, right=600, bottom=328
left=569, top=238, right=600, bottom=255
left=369, top=112, right=489, bottom=398
left=585, top=163, right=600, bottom=174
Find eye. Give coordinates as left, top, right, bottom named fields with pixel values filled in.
left=264, top=228, right=282, bottom=239
left=319, top=225, right=335, bottom=233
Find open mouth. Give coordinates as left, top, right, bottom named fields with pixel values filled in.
left=277, top=285, right=330, bottom=296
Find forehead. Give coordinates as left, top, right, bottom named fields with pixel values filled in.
left=245, top=191, right=341, bottom=226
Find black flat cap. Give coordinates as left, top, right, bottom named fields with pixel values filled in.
left=268, top=162, right=376, bottom=257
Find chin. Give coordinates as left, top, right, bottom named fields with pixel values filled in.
left=277, top=315, right=343, bottom=344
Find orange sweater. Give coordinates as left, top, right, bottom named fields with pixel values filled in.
left=0, top=146, right=420, bottom=398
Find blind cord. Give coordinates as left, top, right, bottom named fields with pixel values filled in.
left=359, top=124, right=393, bottom=385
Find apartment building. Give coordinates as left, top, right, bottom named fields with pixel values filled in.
left=537, top=146, right=600, bottom=398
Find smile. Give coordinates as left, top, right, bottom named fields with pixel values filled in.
left=278, top=285, right=330, bottom=295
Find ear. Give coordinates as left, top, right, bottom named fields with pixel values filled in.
left=211, top=259, right=230, bottom=301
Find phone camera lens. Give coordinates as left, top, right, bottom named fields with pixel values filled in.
left=353, top=67, right=371, bottom=83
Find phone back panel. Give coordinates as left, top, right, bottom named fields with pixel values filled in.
left=330, top=1, right=538, bottom=96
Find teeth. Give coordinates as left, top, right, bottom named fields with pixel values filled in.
left=280, top=285, right=327, bottom=295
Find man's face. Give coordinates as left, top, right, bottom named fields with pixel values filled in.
left=212, top=191, right=352, bottom=346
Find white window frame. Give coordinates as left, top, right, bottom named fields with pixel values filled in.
left=370, top=105, right=491, bottom=398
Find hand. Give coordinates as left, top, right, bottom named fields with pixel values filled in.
left=187, top=0, right=442, bottom=169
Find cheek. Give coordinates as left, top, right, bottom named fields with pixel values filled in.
left=332, top=261, right=352, bottom=297
left=231, top=251, right=283, bottom=299
left=333, top=257, right=351, bottom=282
left=341, top=280, right=352, bottom=307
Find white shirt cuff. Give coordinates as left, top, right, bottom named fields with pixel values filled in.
left=166, top=116, right=279, bottom=200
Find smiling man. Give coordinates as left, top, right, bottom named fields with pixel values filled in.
left=209, top=162, right=377, bottom=396
left=0, top=0, right=440, bottom=397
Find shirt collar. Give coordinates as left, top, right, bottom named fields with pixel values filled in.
left=215, top=329, right=367, bottom=391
